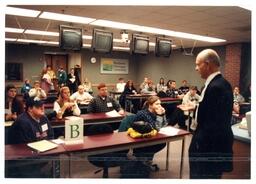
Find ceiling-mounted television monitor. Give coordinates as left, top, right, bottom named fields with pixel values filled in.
left=155, top=37, right=172, bottom=57
left=59, top=25, right=82, bottom=51
left=92, top=29, right=113, bottom=53
left=130, top=34, right=149, bottom=55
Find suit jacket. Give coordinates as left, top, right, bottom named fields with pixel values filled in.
left=189, top=74, right=234, bottom=172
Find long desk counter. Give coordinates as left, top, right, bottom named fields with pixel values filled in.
left=50, top=112, right=125, bottom=128
left=5, top=126, right=190, bottom=178
left=231, top=123, right=250, bottom=143
left=5, top=143, right=66, bottom=161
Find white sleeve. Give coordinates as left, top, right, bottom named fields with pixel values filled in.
left=29, top=88, right=36, bottom=97
left=85, top=92, right=93, bottom=100
left=53, top=101, right=61, bottom=113
left=72, top=102, right=81, bottom=116
left=182, top=93, right=189, bottom=105
left=70, top=92, right=76, bottom=101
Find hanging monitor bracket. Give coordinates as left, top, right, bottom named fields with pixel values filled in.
left=180, top=40, right=197, bottom=56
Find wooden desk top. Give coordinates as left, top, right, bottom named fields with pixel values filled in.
left=50, top=112, right=125, bottom=127
left=160, top=97, right=182, bottom=102
left=5, top=143, right=66, bottom=160
left=63, top=127, right=190, bottom=153
left=5, top=126, right=190, bottom=160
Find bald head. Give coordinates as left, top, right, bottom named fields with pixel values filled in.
left=195, top=49, right=221, bottom=79
left=197, top=49, right=220, bottom=67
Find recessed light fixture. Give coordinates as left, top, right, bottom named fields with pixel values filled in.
left=17, top=39, right=47, bottom=44
left=5, top=38, right=17, bottom=41
left=5, top=27, right=24, bottom=33
left=5, top=6, right=41, bottom=18
left=40, top=12, right=96, bottom=24
left=90, top=19, right=226, bottom=43
left=25, top=29, right=59, bottom=36
left=113, top=46, right=130, bottom=51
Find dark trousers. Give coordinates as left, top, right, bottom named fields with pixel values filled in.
left=133, top=143, right=166, bottom=161
left=168, top=108, right=187, bottom=128
left=189, top=151, right=223, bottom=179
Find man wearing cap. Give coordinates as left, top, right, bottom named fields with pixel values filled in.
left=6, top=97, right=55, bottom=178
left=8, top=97, right=54, bottom=144
left=88, top=83, right=124, bottom=115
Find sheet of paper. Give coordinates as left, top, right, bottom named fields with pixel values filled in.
left=159, top=126, right=180, bottom=136
left=106, top=110, right=121, bottom=117
left=51, top=138, right=65, bottom=145
left=27, top=140, right=58, bottom=152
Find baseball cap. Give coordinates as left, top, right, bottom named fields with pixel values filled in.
left=26, top=97, right=44, bottom=108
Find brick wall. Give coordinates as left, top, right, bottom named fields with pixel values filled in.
left=224, top=43, right=242, bottom=88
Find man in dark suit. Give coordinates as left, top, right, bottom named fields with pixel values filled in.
left=189, top=49, right=234, bottom=179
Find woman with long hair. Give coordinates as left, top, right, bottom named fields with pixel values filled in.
left=132, top=96, right=167, bottom=162
left=53, top=86, right=81, bottom=119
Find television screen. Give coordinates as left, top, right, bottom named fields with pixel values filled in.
left=131, top=34, right=149, bottom=54
left=92, top=29, right=113, bottom=53
left=59, top=25, right=82, bottom=50
left=155, top=38, right=172, bottom=57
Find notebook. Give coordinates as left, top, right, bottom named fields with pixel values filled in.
left=27, top=140, right=58, bottom=152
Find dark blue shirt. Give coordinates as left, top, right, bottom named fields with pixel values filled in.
left=8, top=112, right=54, bottom=144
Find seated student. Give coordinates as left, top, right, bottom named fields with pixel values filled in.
left=70, top=85, right=93, bottom=105
left=20, top=79, right=32, bottom=100
left=83, top=77, right=93, bottom=94
left=233, top=86, right=245, bottom=103
left=116, top=77, right=126, bottom=92
left=233, top=86, right=246, bottom=114
left=169, top=86, right=200, bottom=130
left=156, top=77, right=166, bottom=93
left=87, top=83, right=124, bottom=115
left=166, top=80, right=183, bottom=99
left=139, top=77, right=149, bottom=92
left=53, top=86, right=81, bottom=119
left=5, top=84, right=24, bottom=121
left=132, top=96, right=167, bottom=163
left=29, top=80, right=47, bottom=101
left=6, top=97, right=55, bottom=178
left=178, top=79, right=190, bottom=95
left=141, top=80, right=157, bottom=95
left=119, top=80, right=139, bottom=113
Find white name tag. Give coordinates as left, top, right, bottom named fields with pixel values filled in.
left=107, top=102, right=113, bottom=107
left=41, top=123, right=48, bottom=132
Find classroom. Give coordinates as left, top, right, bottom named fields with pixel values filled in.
left=4, top=3, right=251, bottom=180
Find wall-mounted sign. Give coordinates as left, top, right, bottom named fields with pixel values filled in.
left=100, top=58, right=129, bottom=74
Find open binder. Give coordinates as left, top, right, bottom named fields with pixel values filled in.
left=27, top=140, right=58, bottom=152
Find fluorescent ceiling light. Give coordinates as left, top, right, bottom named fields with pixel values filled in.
left=113, top=46, right=130, bottom=51
left=25, top=29, right=59, bottom=36
left=113, top=38, right=130, bottom=43
left=5, top=7, right=41, bottom=17
left=82, top=35, right=92, bottom=39
left=90, top=19, right=226, bottom=43
left=5, top=38, right=17, bottom=41
left=46, top=41, right=59, bottom=45
left=17, top=39, right=47, bottom=44
left=40, top=12, right=96, bottom=24
left=5, top=27, right=24, bottom=33
left=149, top=42, right=155, bottom=46
left=83, top=44, right=91, bottom=48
